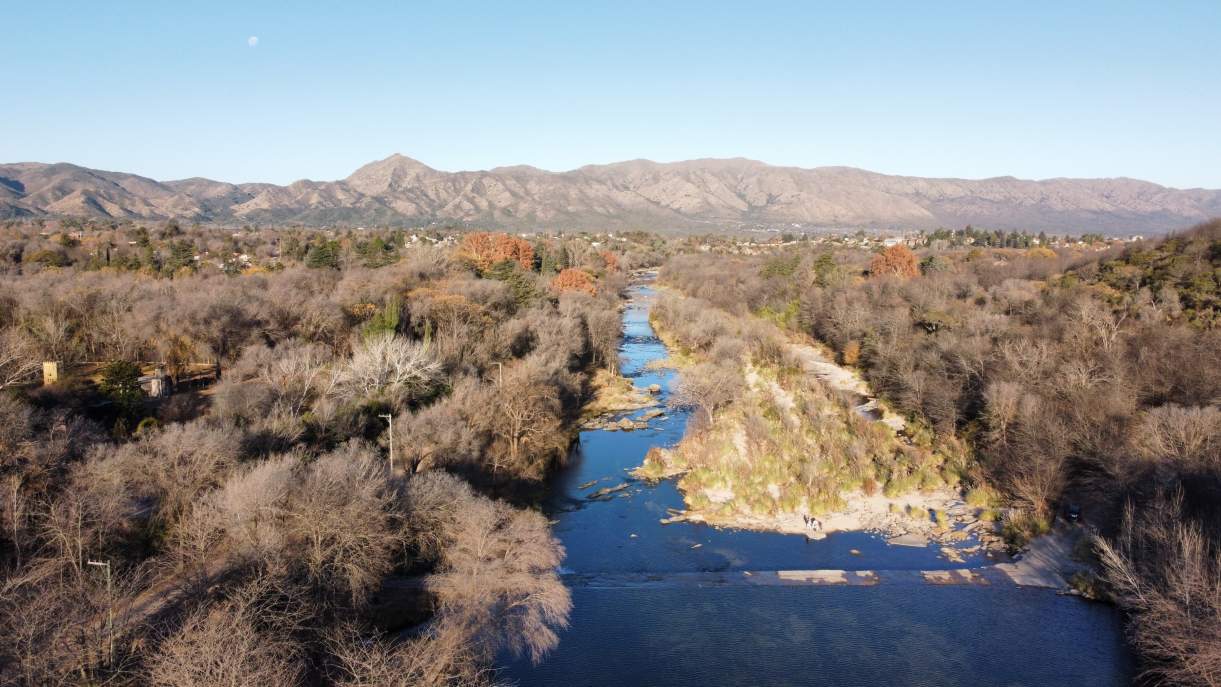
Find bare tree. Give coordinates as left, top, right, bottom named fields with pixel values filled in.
left=672, top=361, right=742, bottom=427
left=0, top=329, right=39, bottom=391
left=284, top=443, right=401, bottom=605
left=327, top=619, right=496, bottom=687
left=335, top=334, right=440, bottom=411
left=147, top=578, right=307, bottom=687
left=1097, top=492, right=1221, bottom=687
left=406, top=472, right=571, bottom=666
left=1134, top=404, right=1220, bottom=468
left=485, top=364, right=562, bottom=478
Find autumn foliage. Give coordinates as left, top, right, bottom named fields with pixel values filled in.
left=459, top=232, right=535, bottom=273
left=869, top=245, right=919, bottom=279
left=600, top=251, right=620, bottom=272
left=550, top=268, right=596, bottom=295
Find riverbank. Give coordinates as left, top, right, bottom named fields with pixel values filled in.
left=582, top=368, right=660, bottom=418
left=634, top=331, right=986, bottom=550
left=506, top=276, right=1131, bottom=686
left=638, top=287, right=1036, bottom=567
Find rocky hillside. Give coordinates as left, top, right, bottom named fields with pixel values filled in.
left=2, top=155, right=1218, bottom=234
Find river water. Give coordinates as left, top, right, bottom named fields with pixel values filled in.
left=503, top=282, right=1131, bottom=686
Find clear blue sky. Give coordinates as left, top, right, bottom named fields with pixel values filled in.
left=4, top=1, right=1220, bottom=188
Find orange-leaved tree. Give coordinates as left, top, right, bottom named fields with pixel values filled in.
left=869, top=245, right=919, bottom=279
left=550, top=268, right=596, bottom=295
left=459, top=232, right=535, bottom=273
left=599, top=251, right=620, bottom=272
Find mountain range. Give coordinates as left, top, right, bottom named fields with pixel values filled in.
left=2, top=155, right=1219, bottom=234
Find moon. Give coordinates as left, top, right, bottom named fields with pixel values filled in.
left=247, top=36, right=259, bottom=47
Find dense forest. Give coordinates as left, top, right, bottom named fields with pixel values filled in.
left=0, top=220, right=665, bottom=685
left=658, top=221, right=1220, bottom=685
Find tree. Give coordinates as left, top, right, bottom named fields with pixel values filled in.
left=285, top=445, right=401, bottom=603
left=550, top=268, right=596, bottom=295
left=486, top=261, right=538, bottom=310
left=335, top=334, right=440, bottom=412
left=1097, top=492, right=1221, bottom=687
left=485, top=363, right=562, bottom=477
left=672, top=361, right=741, bottom=427
left=360, top=294, right=402, bottom=340
left=26, top=249, right=71, bottom=267
left=148, top=578, right=306, bottom=687
left=599, top=251, right=620, bottom=272
left=305, top=240, right=341, bottom=269
left=869, top=245, right=919, bottom=279
left=99, top=360, right=144, bottom=423
left=406, top=472, right=570, bottom=664
left=358, top=236, right=398, bottom=268
left=0, top=329, right=39, bottom=391
left=459, top=232, right=534, bottom=273
left=812, top=252, right=838, bottom=287
left=164, top=239, right=196, bottom=275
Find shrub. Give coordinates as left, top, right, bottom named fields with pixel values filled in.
left=861, top=476, right=878, bottom=496
left=840, top=340, right=861, bottom=366
left=965, top=485, right=998, bottom=508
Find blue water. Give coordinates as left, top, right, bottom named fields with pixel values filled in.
left=503, top=281, right=1131, bottom=686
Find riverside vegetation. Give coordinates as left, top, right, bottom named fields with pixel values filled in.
left=0, top=220, right=669, bottom=685
left=0, top=216, right=1217, bottom=685
left=648, top=220, right=1220, bottom=686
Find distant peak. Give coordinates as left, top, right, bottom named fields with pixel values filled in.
left=345, top=154, right=438, bottom=191
left=360, top=153, right=435, bottom=172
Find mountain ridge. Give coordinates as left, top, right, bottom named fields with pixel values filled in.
left=2, top=154, right=1218, bottom=234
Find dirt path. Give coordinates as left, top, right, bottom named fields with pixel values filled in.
left=995, top=525, right=1087, bottom=588
left=783, top=340, right=906, bottom=432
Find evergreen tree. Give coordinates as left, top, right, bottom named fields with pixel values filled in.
left=306, top=240, right=341, bottom=269
left=488, top=260, right=538, bottom=309
left=99, top=360, right=144, bottom=427
left=163, top=239, right=196, bottom=274
left=361, top=294, right=403, bottom=339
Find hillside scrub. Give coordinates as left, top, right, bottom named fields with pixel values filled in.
left=0, top=224, right=638, bottom=684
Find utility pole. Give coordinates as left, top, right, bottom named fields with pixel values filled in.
left=379, top=413, right=394, bottom=473
left=87, top=559, right=113, bottom=667
left=494, top=361, right=503, bottom=387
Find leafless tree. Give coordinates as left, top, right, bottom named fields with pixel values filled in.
left=285, top=443, right=401, bottom=604
left=672, top=361, right=742, bottom=427
left=334, top=334, right=440, bottom=411
left=407, top=471, right=571, bottom=665
left=147, top=577, right=307, bottom=687
left=485, top=363, right=562, bottom=478
left=0, top=329, right=39, bottom=391
left=1097, top=492, right=1221, bottom=687
left=1134, top=404, right=1220, bottom=468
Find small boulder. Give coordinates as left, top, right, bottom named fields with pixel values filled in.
left=617, top=417, right=637, bottom=431
left=647, top=384, right=662, bottom=394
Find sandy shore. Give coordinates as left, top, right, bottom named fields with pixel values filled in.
left=670, top=487, right=1006, bottom=560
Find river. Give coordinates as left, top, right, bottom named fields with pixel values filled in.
left=502, top=281, right=1131, bottom=686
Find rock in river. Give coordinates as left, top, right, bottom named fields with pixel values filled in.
left=588, top=482, right=630, bottom=499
